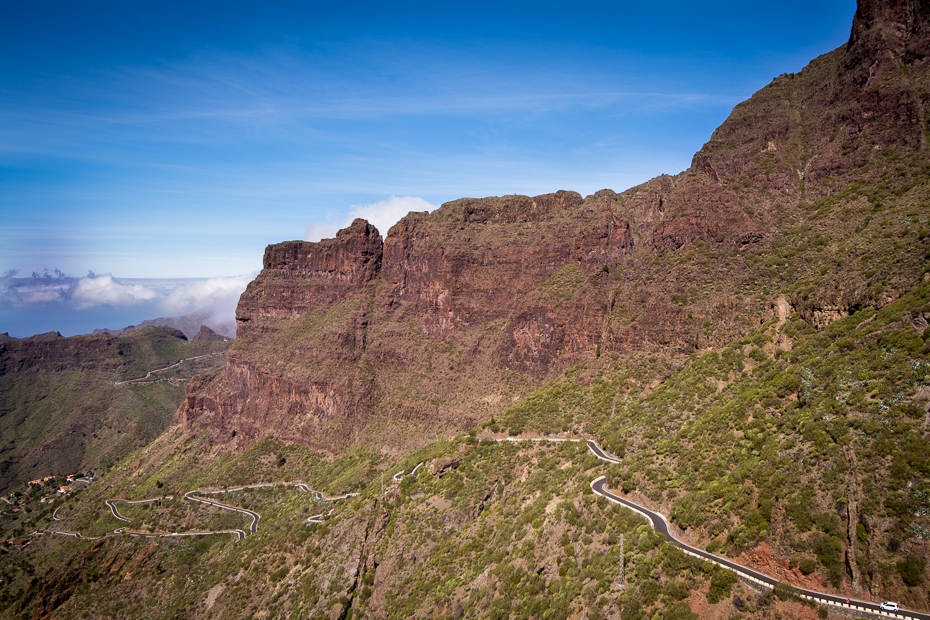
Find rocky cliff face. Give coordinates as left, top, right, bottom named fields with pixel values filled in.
left=236, top=219, right=383, bottom=339
left=178, top=0, right=930, bottom=455
left=178, top=187, right=772, bottom=451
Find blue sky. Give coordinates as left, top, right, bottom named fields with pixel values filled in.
left=1, top=0, right=856, bottom=336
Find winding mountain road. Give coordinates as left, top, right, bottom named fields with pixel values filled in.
left=121, top=527, right=248, bottom=541
left=31, top=434, right=929, bottom=618
left=114, top=352, right=225, bottom=386
left=35, top=528, right=101, bottom=541
left=184, top=491, right=260, bottom=534
left=37, top=481, right=357, bottom=543
left=585, top=441, right=929, bottom=620
left=393, top=462, right=424, bottom=482
left=294, top=483, right=360, bottom=501
left=106, top=496, right=174, bottom=522
left=586, top=439, right=622, bottom=464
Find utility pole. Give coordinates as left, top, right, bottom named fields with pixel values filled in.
left=618, top=532, right=625, bottom=590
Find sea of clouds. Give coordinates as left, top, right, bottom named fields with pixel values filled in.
left=0, top=270, right=254, bottom=338
left=2, top=195, right=436, bottom=338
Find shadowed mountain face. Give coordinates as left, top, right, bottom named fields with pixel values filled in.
left=177, top=0, right=930, bottom=457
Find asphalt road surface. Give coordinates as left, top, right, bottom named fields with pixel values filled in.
left=184, top=491, right=260, bottom=534
left=590, top=476, right=930, bottom=620
left=586, top=440, right=622, bottom=464
left=393, top=462, right=424, bottom=482
left=34, top=434, right=930, bottom=619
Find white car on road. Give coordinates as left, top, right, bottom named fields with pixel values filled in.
left=879, top=602, right=899, bottom=612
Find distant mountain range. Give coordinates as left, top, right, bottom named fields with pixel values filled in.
left=92, top=313, right=236, bottom=341
left=0, top=327, right=230, bottom=494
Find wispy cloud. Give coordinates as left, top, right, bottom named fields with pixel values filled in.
left=1, top=42, right=743, bottom=156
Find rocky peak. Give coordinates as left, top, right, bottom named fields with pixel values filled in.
left=192, top=325, right=226, bottom=342
left=261, top=218, right=382, bottom=283
left=688, top=0, right=930, bottom=205
left=843, top=0, right=929, bottom=99
left=236, top=219, right=384, bottom=337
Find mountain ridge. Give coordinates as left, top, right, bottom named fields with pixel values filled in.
left=178, top=0, right=930, bottom=458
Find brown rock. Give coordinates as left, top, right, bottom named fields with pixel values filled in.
left=177, top=0, right=930, bottom=458
left=429, top=457, right=461, bottom=477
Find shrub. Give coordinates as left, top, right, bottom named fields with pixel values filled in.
left=773, top=582, right=805, bottom=604
left=665, top=580, right=692, bottom=601
left=799, top=558, right=817, bottom=575
left=706, top=568, right=737, bottom=604
left=664, top=602, right=698, bottom=620
left=897, top=554, right=926, bottom=587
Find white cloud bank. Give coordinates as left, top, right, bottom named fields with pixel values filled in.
left=72, top=274, right=158, bottom=309
left=305, top=195, right=436, bottom=242
left=0, top=271, right=256, bottom=337
left=159, top=274, right=255, bottom=333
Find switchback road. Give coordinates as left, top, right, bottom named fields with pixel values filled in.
left=33, top=434, right=930, bottom=618
left=393, top=462, right=424, bottom=482
left=184, top=491, right=260, bottom=534
left=494, top=436, right=926, bottom=619
left=114, top=352, right=225, bottom=386
left=39, top=482, right=354, bottom=543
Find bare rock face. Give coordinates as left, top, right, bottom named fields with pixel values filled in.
left=693, top=0, right=930, bottom=199
left=848, top=0, right=930, bottom=67
left=236, top=218, right=383, bottom=338
left=179, top=185, right=768, bottom=450
left=178, top=0, right=930, bottom=455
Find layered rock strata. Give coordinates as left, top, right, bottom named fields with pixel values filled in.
left=178, top=0, right=930, bottom=454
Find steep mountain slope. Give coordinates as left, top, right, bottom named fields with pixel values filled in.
left=93, top=313, right=237, bottom=341
left=3, top=1, right=930, bottom=618
left=494, top=280, right=930, bottom=609
left=0, top=327, right=229, bottom=493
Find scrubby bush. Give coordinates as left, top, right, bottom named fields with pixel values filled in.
left=664, top=602, right=698, bottom=620
left=799, top=558, right=817, bottom=575
left=897, top=554, right=926, bottom=587
left=706, top=568, right=737, bottom=604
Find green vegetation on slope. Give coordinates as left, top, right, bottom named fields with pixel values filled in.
left=497, top=278, right=930, bottom=596
left=0, top=327, right=229, bottom=493
left=4, top=437, right=802, bottom=620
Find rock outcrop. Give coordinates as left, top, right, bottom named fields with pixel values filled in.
left=178, top=186, right=773, bottom=450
